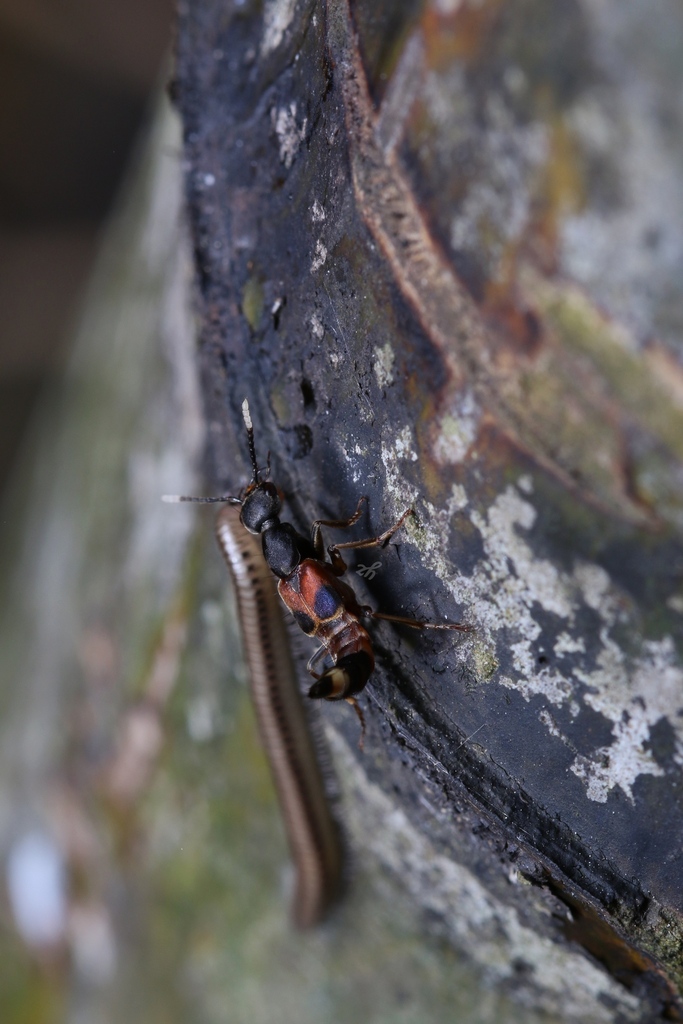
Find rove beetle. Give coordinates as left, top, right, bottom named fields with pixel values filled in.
left=165, top=400, right=473, bottom=741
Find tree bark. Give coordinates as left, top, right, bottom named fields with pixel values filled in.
left=0, top=93, right=556, bottom=1024
left=173, top=0, right=683, bottom=1020
left=2, top=2, right=683, bottom=1021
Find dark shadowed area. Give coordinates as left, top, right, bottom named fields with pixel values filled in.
left=0, top=0, right=172, bottom=492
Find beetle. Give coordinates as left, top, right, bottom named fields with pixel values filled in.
left=165, top=400, right=472, bottom=740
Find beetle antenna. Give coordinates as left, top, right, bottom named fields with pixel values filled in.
left=162, top=494, right=241, bottom=505
left=242, top=399, right=260, bottom=483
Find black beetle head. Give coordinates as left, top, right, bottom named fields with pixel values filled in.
left=240, top=482, right=281, bottom=535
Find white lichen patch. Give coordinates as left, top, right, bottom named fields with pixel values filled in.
left=568, top=634, right=683, bottom=802
left=538, top=708, right=562, bottom=739
left=446, top=92, right=547, bottom=279
left=337, top=435, right=371, bottom=486
left=328, top=730, right=642, bottom=1023
left=674, top=739, right=683, bottom=768
left=571, top=722, right=663, bottom=804
left=310, top=239, right=327, bottom=273
left=501, top=662, right=574, bottom=706
left=433, top=391, right=480, bottom=465
left=380, top=427, right=421, bottom=533
left=555, top=631, right=586, bottom=657
left=421, top=483, right=576, bottom=659
left=449, top=483, right=468, bottom=511
left=394, top=425, right=418, bottom=462
left=433, top=0, right=468, bottom=14
left=381, top=423, right=420, bottom=491
left=573, top=563, right=618, bottom=619
left=309, top=313, right=324, bottom=339
left=310, top=199, right=326, bottom=223
left=376, top=458, right=683, bottom=804
left=271, top=102, right=307, bottom=169
left=261, top=0, right=297, bottom=56
left=373, top=342, right=395, bottom=389
left=469, top=488, right=573, bottom=621
left=560, top=76, right=683, bottom=352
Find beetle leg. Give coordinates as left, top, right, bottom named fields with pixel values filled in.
left=311, top=496, right=368, bottom=559
left=327, top=546, right=348, bottom=576
left=306, top=645, right=329, bottom=677
left=367, top=608, right=473, bottom=632
left=328, top=508, right=415, bottom=560
left=345, top=697, right=366, bottom=751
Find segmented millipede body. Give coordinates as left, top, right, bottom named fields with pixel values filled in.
left=215, top=504, right=343, bottom=928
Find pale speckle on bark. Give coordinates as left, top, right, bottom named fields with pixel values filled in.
left=272, top=102, right=308, bottom=169
left=261, top=0, right=298, bottom=56
left=310, top=238, right=327, bottom=273
left=372, top=342, right=395, bottom=389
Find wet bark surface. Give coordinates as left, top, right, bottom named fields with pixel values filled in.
left=174, top=0, right=683, bottom=1019
left=0, top=98, right=559, bottom=1024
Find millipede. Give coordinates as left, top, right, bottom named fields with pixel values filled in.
left=214, top=504, right=344, bottom=929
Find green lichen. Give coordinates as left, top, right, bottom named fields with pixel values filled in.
left=538, top=281, right=683, bottom=461
left=242, top=276, right=264, bottom=332
left=621, top=902, right=683, bottom=995
left=522, top=272, right=683, bottom=528
left=513, top=360, right=623, bottom=509
left=472, top=640, right=499, bottom=682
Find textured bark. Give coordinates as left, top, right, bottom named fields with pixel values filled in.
left=2, top=2, right=682, bottom=1021
left=0, top=96, right=551, bottom=1024
left=174, top=0, right=683, bottom=1020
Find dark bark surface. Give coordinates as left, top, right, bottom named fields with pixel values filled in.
left=175, top=1, right=683, bottom=1018
left=2, top=97, right=542, bottom=1024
